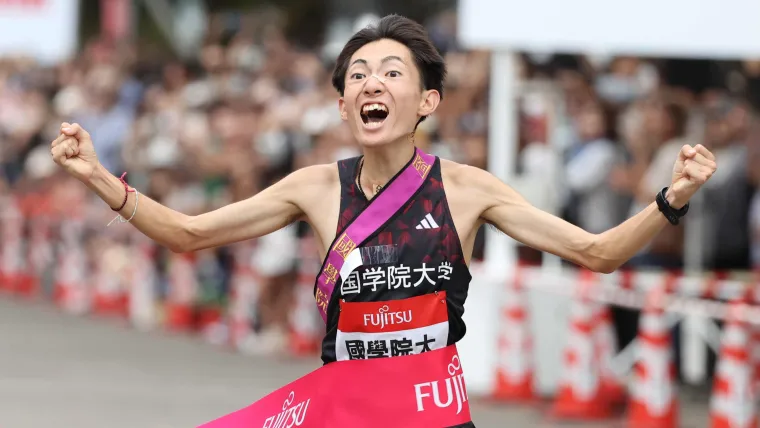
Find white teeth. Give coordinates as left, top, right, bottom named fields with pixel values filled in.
left=362, top=103, right=388, bottom=113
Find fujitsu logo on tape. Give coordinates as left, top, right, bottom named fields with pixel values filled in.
left=413, top=355, right=468, bottom=415
left=262, top=391, right=310, bottom=428
left=363, top=304, right=412, bottom=330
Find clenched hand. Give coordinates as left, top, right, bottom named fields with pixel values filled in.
left=668, top=144, right=717, bottom=208
left=50, top=122, right=100, bottom=183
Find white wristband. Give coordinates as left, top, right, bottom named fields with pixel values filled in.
left=107, top=190, right=139, bottom=227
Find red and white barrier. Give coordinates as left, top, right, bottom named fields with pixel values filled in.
left=517, top=268, right=760, bottom=325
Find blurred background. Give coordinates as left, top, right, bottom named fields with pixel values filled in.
left=1, top=0, right=759, bottom=427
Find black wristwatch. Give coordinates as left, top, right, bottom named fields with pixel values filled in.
left=656, top=187, right=689, bottom=225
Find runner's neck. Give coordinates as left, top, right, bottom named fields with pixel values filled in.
left=359, top=139, right=416, bottom=193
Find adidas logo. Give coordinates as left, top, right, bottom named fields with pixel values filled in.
left=415, top=213, right=440, bottom=230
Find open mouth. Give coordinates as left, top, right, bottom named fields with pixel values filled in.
left=360, top=103, right=389, bottom=128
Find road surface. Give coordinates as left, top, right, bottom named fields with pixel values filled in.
left=0, top=297, right=710, bottom=427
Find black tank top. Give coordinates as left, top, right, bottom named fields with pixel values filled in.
left=319, top=154, right=472, bottom=364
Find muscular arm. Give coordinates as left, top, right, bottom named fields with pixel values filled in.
left=86, top=163, right=321, bottom=253
left=468, top=166, right=677, bottom=273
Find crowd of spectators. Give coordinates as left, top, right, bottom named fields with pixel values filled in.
left=522, top=55, right=760, bottom=271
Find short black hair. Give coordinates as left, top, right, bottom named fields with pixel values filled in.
left=331, top=15, right=446, bottom=124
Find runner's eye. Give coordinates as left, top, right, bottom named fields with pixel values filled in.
left=387, top=71, right=401, bottom=78
left=350, top=73, right=366, bottom=80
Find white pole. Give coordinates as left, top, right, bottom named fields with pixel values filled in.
left=460, top=51, right=518, bottom=395
left=681, top=191, right=707, bottom=385
left=485, top=51, right=518, bottom=273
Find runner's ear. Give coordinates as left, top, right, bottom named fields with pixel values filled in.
left=339, top=98, right=348, bottom=121
left=417, top=89, right=440, bottom=118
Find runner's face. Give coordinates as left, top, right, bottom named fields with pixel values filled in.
left=339, top=39, right=440, bottom=147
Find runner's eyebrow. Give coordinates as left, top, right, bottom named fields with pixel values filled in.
left=381, top=56, right=405, bottom=65
left=349, top=56, right=406, bottom=68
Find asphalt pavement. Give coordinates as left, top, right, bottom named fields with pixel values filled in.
left=0, top=297, right=710, bottom=427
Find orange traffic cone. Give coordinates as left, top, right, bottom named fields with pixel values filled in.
left=128, top=233, right=158, bottom=331
left=13, top=194, right=35, bottom=298
left=20, top=198, right=54, bottom=299
left=289, top=237, right=323, bottom=356
left=0, top=195, right=26, bottom=293
left=164, top=252, right=198, bottom=332
left=53, top=215, right=90, bottom=315
left=550, top=270, right=612, bottom=420
left=709, top=302, right=758, bottom=428
left=595, top=304, right=627, bottom=405
left=53, top=247, right=90, bottom=314
left=626, top=284, right=678, bottom=428
left=748, top=270, right=760, bottom=394
left=228, top=241, right=261, bottom=350
left=752, top=324, right=760, bottom=396
left=91, top=244, right=129, bottom=319
left=492, top=261, right=534, bottom=402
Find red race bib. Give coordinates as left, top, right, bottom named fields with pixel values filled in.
left=336, top=291, right=449, bottom=361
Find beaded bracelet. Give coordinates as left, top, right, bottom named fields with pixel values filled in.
left=110, top=172, right=133, bottom=212
left=107, top=172, right=139, bottom=227
left=107, top=190, right=140, bottom=227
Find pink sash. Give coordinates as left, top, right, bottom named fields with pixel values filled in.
left=313, top=148, right=435, bottom=322
left=198, top=345, right=471, bottom=427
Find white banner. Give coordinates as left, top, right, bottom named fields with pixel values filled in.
left=458, top=0, right=760, bottom=59
left=0, top=0, right=80, bottom=64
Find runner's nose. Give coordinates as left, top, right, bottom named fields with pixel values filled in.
left=363, top=74, right=386, bottom=96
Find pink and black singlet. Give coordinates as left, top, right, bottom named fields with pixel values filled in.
left=319, top=153, right=472, bottom=366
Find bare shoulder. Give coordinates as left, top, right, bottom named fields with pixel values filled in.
left=287, top=162, right=340, bottom=188
left=440, top=158, right=522, bottom=215
left=277, top=162, right=340, bottom=202
left=439, top=159, right=496, bottom=197
left=439, top=159, right=495, bottom=216
left=437, top=159, right=501, bottom=259
left=284, top=162, right=342, bottom=247
left=283, top=162, right=341, bottom=211
left=439, top=158, right=469, bottom=183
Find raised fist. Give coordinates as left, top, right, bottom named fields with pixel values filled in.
left=50, top=122, right=100, bottom=183
left=668, top=144, right=717, bottom=208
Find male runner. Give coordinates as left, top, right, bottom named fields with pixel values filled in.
left=51, top=14, right=716, bottom=428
